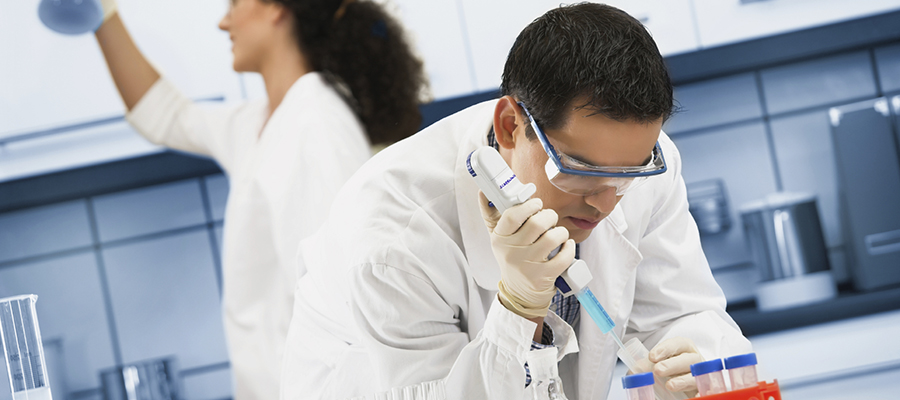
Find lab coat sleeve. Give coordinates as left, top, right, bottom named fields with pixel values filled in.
left=625, top=138, right=753, bottom=359
left=125, top=78, right=241, bottom=170
left=349, top=263, right=576, bottom=400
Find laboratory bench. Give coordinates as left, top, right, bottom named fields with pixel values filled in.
left=727, top=283, right=900, bottom=336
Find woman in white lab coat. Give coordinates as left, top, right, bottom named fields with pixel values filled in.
left=91, top=0, right=426, bottom=398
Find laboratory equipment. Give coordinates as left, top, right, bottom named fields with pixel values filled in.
left=692, top=381, right=781, bottom=400
left=38, top=0, right=104, bottom=35
left=723, top=353, right=758, bottom=391
left=691, top=353, right=781, bottom=400
left=741, top=192, right=836, bottom=311
left=100, top=357, right=181, bottom=400
left=616, top=338, right=687, bottom=400
left=690, top=359, right=726, bottom=397
left=466, top=147, right=536, bottom=213
left=467, top=147, right=635, bottom=364
left=830, top=96, right=900, bottom=291
left=686, top=179, right=731, bottom=236
left=622, top=372, right=655, bottom=400
left=0, top=294, right=53, bottom=400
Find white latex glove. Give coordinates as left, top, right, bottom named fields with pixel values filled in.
left=478, top=192, right=575, bottom=319
left=649, top=337, right=703, bottom=397
left=99, top=0, right=118, bottom=23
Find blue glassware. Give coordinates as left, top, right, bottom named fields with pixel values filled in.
left=38, top=0, right=103, bottom=35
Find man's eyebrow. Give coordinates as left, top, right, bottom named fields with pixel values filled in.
left=565, top=150, right=653, bottom=167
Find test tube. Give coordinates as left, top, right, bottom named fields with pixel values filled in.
left=622, top=372, right=655, bottom=400
left=724, top=353, right=759, bottom=390
left=690, top=359, right=727, bottom=396
left=0, top=295, right=53, bottom=400
left=617, top=338, right=687, bottom=400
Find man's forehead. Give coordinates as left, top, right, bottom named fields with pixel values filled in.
left=550, top=110, right=662, bottom=167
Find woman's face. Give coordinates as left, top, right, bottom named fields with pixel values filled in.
left=218, top=0, right=278, bottom=72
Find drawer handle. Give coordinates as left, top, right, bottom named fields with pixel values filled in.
left=866, top=229, right=900, bottom=256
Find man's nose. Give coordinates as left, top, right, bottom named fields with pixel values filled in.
left=583, top=186, right=619, bottom=214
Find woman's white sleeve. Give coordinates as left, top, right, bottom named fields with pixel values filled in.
left=124, top=78, right=237, bottom=166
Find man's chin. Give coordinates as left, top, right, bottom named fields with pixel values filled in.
left=565, top=226, right=593, bottom=244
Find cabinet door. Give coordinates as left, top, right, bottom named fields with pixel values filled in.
left=693, top=0, right=900, bottom=49
left=458, top=0, right=699, bottom=94
left=602, top=0, right=699, bottom=56
left=0, top=0, right=242, bottom=136
left=392, top=0, right=475, bottom=100
left=458, top=0, right=560, bottom=93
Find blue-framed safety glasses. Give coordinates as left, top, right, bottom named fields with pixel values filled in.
left=518, top=102, right=667, bottom=196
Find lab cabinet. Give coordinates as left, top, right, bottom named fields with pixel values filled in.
left=692, top=0, right=900, bottom=49
left=102, top=231, right=229, bottom=370
left=457, top=0, right=562, bottom=93
left=0, top=0, right=242, bottom=137
left=0, top=119, right=164, bottom=183
left=0, top=0, right=241, bottom=182
left=392, top=0, right=476, bottom=99
left=875, top=43, right=900, bottom=94
left=600, top=0, right=700, bottom=56
left=457, top=0, right=700, bottom=93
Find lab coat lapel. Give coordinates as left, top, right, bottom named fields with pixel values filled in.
left=452, top=103, right=500, bottom=336
left=246, top=78, right=296, bottom=174
left=454, top=108, right=501, bottom=293
left=577, top=206, right=643, bottom=399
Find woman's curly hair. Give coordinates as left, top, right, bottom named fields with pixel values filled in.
left=270, top=0, right=427, bottom=146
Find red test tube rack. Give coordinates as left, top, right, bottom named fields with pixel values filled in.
left=694, top=380, right=782, bottom=400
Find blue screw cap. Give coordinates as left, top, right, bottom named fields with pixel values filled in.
left=724, top=353, right=758, bottom=369
left=622, top=372, right=654, bottom=389
left=690, top=359, right=724, bottom=376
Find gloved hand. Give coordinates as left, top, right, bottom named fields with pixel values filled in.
left=649, top=337, right=703, bottom=397
left=478, top=192, right=575, bottom=319
left=99, top=0, right=118, bottom=23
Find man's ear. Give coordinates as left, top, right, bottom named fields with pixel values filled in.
left=492, top=96, right=524, bottom=150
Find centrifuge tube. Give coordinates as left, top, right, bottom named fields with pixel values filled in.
left=690, top=359, right=727, bottom=397
left=724, top=353, right=759, bottom=390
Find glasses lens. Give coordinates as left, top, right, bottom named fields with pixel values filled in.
left=557, top=144, right=664, bottom=174
left=545, top=158, right=648, bottom=195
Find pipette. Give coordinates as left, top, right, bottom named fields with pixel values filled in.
left=466, top=147, right=637, bottom=367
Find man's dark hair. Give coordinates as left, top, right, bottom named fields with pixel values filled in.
left=500, top=3, right=674, bottom=136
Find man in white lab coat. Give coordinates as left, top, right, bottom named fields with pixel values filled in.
left=281, top=3, right=752, bottom=399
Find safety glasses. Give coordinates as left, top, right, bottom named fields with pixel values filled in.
left=518, top=102, right=667, bottom=196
